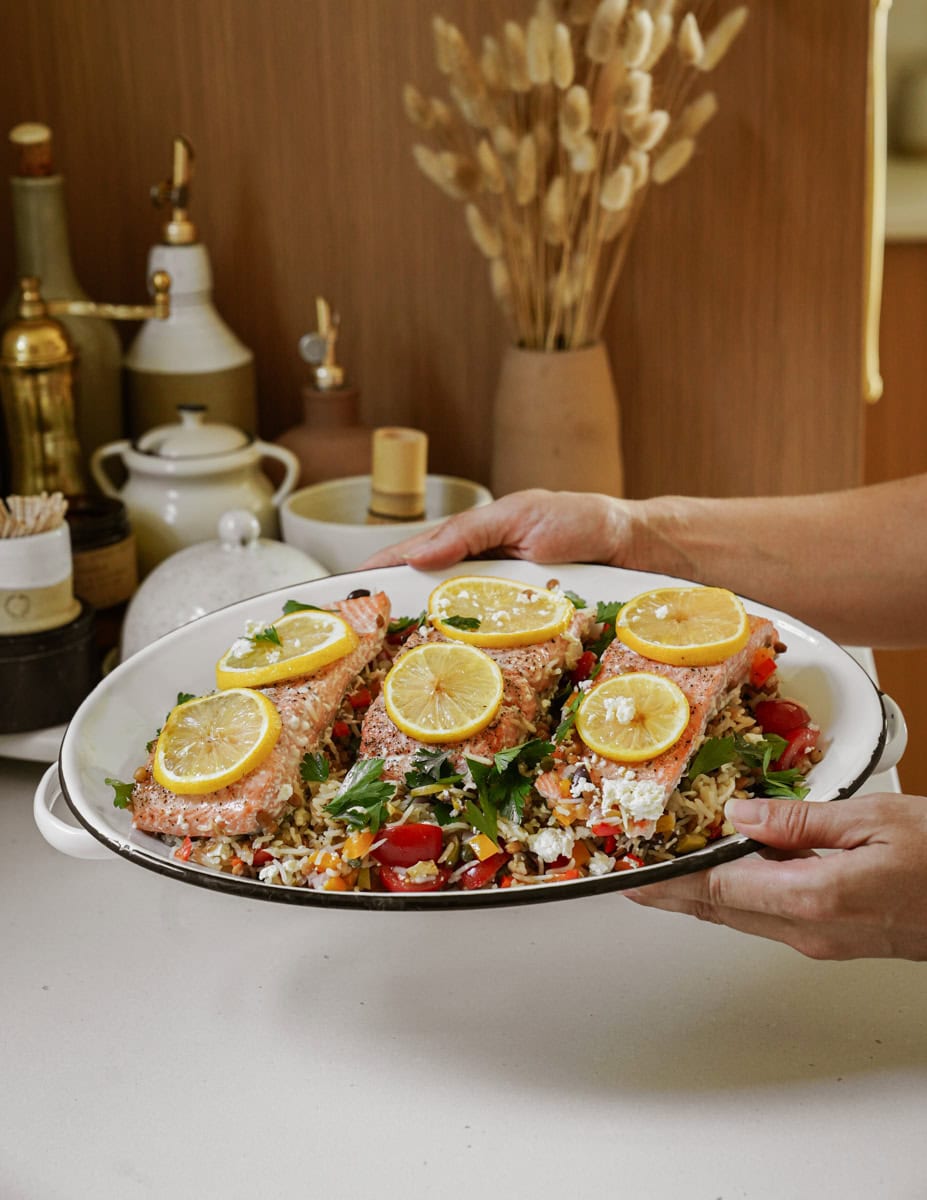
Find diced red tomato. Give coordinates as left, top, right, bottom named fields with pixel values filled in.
left=459, top=852, right=510, bottom=890
left=754, top=699, right=810, bottom=736
left=773, top=725, right=819, bottom=771
left=176, top=836, right=193, bottom=861
left=547, top=854, right=571, bottom=870
left=571, top=651, right=597, bottom=684
left=252, top=848, right=275, bottom=867
left=371, top=822, right=444, bottom=868
left=379, top=864, right=450, bottom=893
left=348, top=687, right=372, bottom=710
left=750, top=647, right=777, bottom=688
left=332, top=720, right=351, bottom=739
left=602, top=835, right=616, bottom=855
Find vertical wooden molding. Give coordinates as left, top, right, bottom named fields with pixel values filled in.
left=863, top=0, right=892, bottom=404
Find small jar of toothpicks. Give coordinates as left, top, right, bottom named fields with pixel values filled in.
left=404, top=0, right=748, bottom=495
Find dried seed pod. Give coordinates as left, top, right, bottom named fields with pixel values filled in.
left=566, top=0, right=600, bottom=25
left=562, top=84, right=592, bottom=137
left=542, top=175, right=568, bottom=243
left=586, top=0, right=628, bottom=64
left=492, top=124, right=518, bottom=158
left=403, top=83, right=434, bottom=130
left=552, top=23, right=576, bottom=89
left=439, top=150, right=480, bottom=197
left=504, top=21, right=532, bottom=93
left=466, top=203, right=503, bottom=258
left=490, top=258, right=513, bottom=310
left=678, top=91, right=718, bottom=137
left=699, top=6, right=748, bottom=71
left=621, top=69, right=652, bottom=116
left=599, top=163, right=633, bottom=211
left=622, top=10, right=654, bottom=69
left=591, top=55, right=626, bottom=130
left=625, top=147, right=650, bottom=189
left=678, top=13, right=704, bottom=67
left=652, top=136, right=695, bottom=183
left=476, top=138, right=505, bottom=193
left=433, top=16, right=453, bottom=75
left=526, top=15, right=553, bottom=85
left=627, top=108, right=669, bottom=151
left=515, top=133, right=538, bottom=205
left=412, top=144, right=453, bottom=195
left=533, top=120, right=554, bottom=169
left=570, top=134, right=597, bottom=173
left=481, top=35, right=505, bottom=90
left=643, top=13, right=674, bottom=70
left=597, top=206, right=630, bottom=241
left=429, top=97, right=455, bottom=131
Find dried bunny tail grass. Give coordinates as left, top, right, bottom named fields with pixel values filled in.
left=565, top=0, right=600, bottom=25
left=626, top=108, right=670, bottom=151
left=677, top=13, right=704, bottom=68
left=622, top=10, right=654, bottom=69
left=552, top=23, right=575, bottom=89
left=430, top=97, right=455, bottom=132
left=652, top=136, right=695, bottom=183
left=586, top=0, right=628, bottom=64
left=678, top=91, right=718, bottom=137
left=504, top=21, right=532, bottom=93
left=643, top=13, right=675, bottom=69
left=599, top=163, right=634, bottom=211
left=403, top=83, right=434, bottom=130
left=569, top=134, right=597, bottom=173
left=621, top=69, right=652, bottom=116
left=489, top=257, right=513, bottom=314
left=481, top=35, right=506, bottom=90
left=439, top=151, right=480, bottom=196
left=476, top=138, right=505, bottom=193
left=561, top=85, right=592, bottom=138
left=526, top=15, right=553, bottom=85
left=542, top=175, right=568, bottom=243
left=514, top=133, right=538, bottom=205
left=625, top=146, right=650, bottom=189
left=699, top=6, right=749, bottom=72
left=433, top=16, right=454, bottom=75
left=533, top=120, right=554, bottom=169
left=465, top=203, right=503, bottom=258
left=492, top=123, right=519, bottom=158
left=591, top=56, right=626, bottom=130
left=597, top=205, right=630, bottom=241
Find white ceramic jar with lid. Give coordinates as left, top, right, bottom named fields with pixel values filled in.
left=119, top=508, right=328, bottom=659
left=90, top=405, right=299, bottom=576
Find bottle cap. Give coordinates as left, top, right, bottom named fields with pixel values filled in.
left=368, top=427, right=427, bottom=522
left=10, top=123, right=53, bottom=176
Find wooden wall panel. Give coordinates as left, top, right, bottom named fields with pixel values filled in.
left=865, top=243, right=927, bottom=795
left=0, top=0, right=871, bottom=502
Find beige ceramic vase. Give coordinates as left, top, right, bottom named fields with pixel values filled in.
left=490, top=342, right=624, bottom=497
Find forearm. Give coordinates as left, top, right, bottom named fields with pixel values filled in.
left=621, top=476, right=927, bottom=648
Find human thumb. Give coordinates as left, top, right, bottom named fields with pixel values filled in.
left=725, top=796, right=871, bottom=852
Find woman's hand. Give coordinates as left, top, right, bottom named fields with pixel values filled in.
left=625, top=794, right=927, bottom=961
left=361, top=489, right=635, bottom=569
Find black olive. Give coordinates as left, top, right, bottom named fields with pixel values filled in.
left=346, top=588, right=371, bottom=599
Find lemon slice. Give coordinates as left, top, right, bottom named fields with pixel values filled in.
left=383, top=642, right=504, bottom=744
left=215, top=609, right=358, bottom=689
left=615, top=586, right=749, bottom=667
left=428, top=575, right=573, bottom=647
left=575, top=672, right=690, bottom=763
left=152, top=689, right=282, bottom=795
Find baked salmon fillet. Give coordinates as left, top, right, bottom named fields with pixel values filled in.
left=358, top=608, right=596, bottom=780
left=130, top=592, right=390, bottom=838
left=536, top=615, right=779, bottom=837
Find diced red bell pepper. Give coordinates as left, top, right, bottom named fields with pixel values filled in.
left=750, top=647, right=777, bottom=689
left=592, top=821, right=620, bottom=837
left=571, top=651, right=597, bottom=684
left=176, top=836, right=193, bottom=861
left=252, top=848, right=275, bottom=867
left=545, top=868, right=581, bottom=883
left=348, top=687, right=372, bottom=710
left=332, top=720, right=351, bottom=739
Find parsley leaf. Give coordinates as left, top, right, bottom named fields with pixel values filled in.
left=685, top=733, right=810, bottom=800
left=106, top=777, right=134, bottom=809
left=431, top=800, right=456, bottom=826
left=300, top=752, right=330, bottom=783
left=465, top=739, right=553, bottom=830
left=325, top=758, right=396, bottom=831
left=686, top=736, right=737, bottom=782
left=554, top=692, right=582, bottom=744
left=442, top=615, right=481, bottom=631
left=388, top=612, right=425, bottom=636
left=404, top=747, right=463, bottom=792
left=250, top=625, right=281, bottom=647
left=563, top=590, right=587, bottom=609
left=464, top=760, right=499, bottom=842
left=283, top=600, right=322, bottom=614
left=589, top=599, right=625, bottom=657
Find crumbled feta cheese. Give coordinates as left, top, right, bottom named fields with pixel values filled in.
left=578, top=679, right=593, bottom=692
left=570, top=772, right=596, bottom=798
left=528, top=827, right=575, bottom=863
left=588, top=851, right=615, bottom=876
left=603, top=695, right=636, bottom=725
left=601, top=775, right=665, bottom=826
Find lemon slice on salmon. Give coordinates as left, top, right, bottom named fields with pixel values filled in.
left=215, top=610, right=358, bottom=689
left=575, top=672, right=690, bottom=763
left=428, top=575, right=573, bottom=647
left=383, top=642, right=504, bottom=744
left=152, top=689, right=282, bottom=795
left=615, top=586, right=749, bottom=667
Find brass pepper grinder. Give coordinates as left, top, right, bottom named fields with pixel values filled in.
left=0, top=273, right=171, bottom=495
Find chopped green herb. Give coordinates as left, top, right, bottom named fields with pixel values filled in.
left=442, top=615, right=481, bottom=631
left=283, top=600, right=322, bottom=614
left=249, top=625, right=282, bottom=647
left=554, top=692, right=582, bottom=744
left=430, top=800, right=456, bottom=827
left=466, top=739, right=553, bottom=828
left=388, top=612, right=425, bottom=636
left=685, top=733, right=810, bottom=800
left=325, top=758, right=396, bottom=831
left=686, top=736, right=737, bottom=783
left=563, top=590, right=587, bottom=609
left=589, top=599, right=625, bottom=657
left=300, top=752, right=330, bottom=783
left=106, top=777, right=134, bottom=809
left=404, top=747, right=463, bottom=792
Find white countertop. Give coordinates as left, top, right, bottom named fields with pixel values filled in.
left=2, top=733, right=923, bottom=1199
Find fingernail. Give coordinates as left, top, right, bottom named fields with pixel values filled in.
left=725, top=798, right=766, bottom=827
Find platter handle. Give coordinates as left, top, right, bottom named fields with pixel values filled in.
left=33, top=765, right=112, bottom=860
left=875, top=692, right=908, bottom=776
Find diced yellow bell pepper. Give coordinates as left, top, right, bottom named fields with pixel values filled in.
left=344, top=830, right=374, bottom=860
left=468, top=833, right=499, bottom=861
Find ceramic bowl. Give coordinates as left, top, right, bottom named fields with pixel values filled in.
left=280, top=474, right=493, bottom=574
